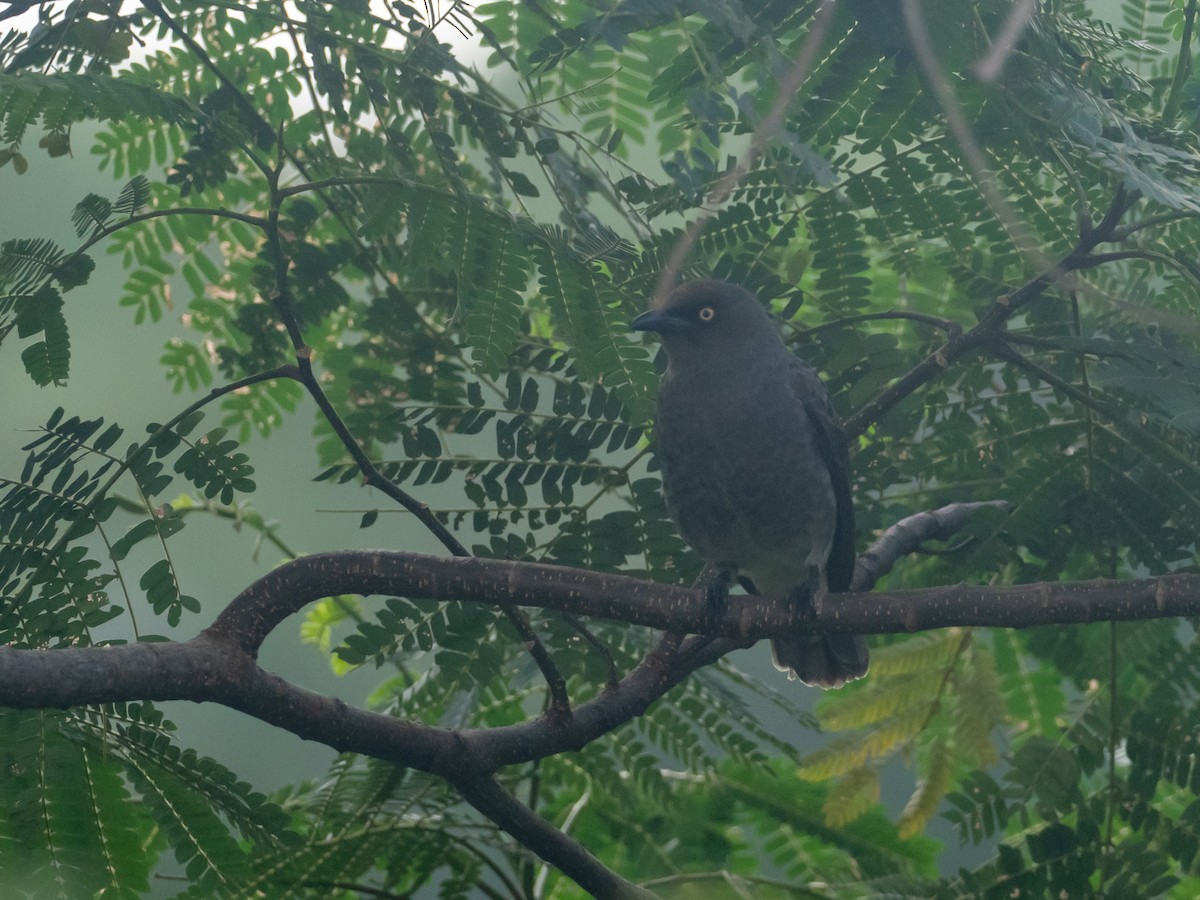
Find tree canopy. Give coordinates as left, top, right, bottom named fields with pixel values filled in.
left=4, top=0, right=1200, bottom=897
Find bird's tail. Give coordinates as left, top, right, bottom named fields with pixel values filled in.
left=771, top=634, right=868, bottom=689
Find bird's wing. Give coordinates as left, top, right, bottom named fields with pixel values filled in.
left=789, top=359, right=856, bottom=592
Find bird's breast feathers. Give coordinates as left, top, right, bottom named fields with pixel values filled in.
left=655, top=365, right=839, bottom=575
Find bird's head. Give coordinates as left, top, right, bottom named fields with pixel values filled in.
left=630, top=280, right=781, bottom=362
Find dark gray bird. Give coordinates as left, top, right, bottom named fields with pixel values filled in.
left=631, top=280, right=868, bottom=688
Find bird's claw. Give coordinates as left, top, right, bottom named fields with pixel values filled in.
left=703, top=572, right=732, bottom=631
left=788, top=582, right=818, bottom=627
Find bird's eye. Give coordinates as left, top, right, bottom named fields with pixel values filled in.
left=697, top=306, right=716, bottom=323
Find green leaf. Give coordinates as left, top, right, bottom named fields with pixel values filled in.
left=17, top=284, right=70, bottom=385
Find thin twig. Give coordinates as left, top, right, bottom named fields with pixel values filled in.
left=139, top=0, right=274, bottom=180
left=1112, top=209, right=1199, bottom=239
left=973, top=0, right=1038, bottom=82
left=562, top=614, right=622, bottom=690
left=454, top=776, right=656, bottom=900
left=845, top=188, right=1137, bottom=437
left=653, top=0, right=839, bottom=303
left=1164, top=0, right=1198, bottom=123
left=989, top=339, right=1200, bottom=502
left=794, top=310, right=963, bottom=341
left=262, top=158, right=573, bottom=714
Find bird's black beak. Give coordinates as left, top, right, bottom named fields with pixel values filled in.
left=630, top=308, right=694, bottom=334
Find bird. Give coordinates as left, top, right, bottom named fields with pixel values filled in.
left=630, top=279, right=868, bottom=688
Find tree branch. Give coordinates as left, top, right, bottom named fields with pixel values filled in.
left=260, top=164, right=572, bottom=715
left=6, top=533, right=1200, bottom=725
left=199, top=548, right=1200, bottom=644
left=4, top=501, right=1199, bottom=896
left=454, top=776, right=656, bottom=900
left=794, top=309, right=963, bottom=341
left=844, top=188, right=1137, bottom=438
left=851, top=500, right=1009, bottom=591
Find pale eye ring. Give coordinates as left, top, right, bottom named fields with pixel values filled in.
left=697, top=306, right=716, bottom=322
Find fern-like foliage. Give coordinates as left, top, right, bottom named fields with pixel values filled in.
left=4, top=0, right=1200, bottom=895
left=0, top=71, right=194, bottom=152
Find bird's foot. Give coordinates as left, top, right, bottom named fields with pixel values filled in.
left=702, top=571, right=732, bottom=631
left=787, top=581, right=818, bottom=627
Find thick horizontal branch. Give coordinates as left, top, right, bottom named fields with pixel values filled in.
left=206, top=549, right=1200, bottom=649
left=0, top=497, right=1193, bottom=773
left=1, top=507, right=1196, bottom=898
left=0, top=572, right=714, bottom=774
left=2, top=549, right=1198, bottom=758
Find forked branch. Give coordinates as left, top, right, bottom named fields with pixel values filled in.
left=3, top=503, right=1200, bottom=896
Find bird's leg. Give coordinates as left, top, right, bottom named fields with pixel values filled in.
left=702, top=569, right=733, bottom=632
left=787, top=568, right=822, bottom=629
